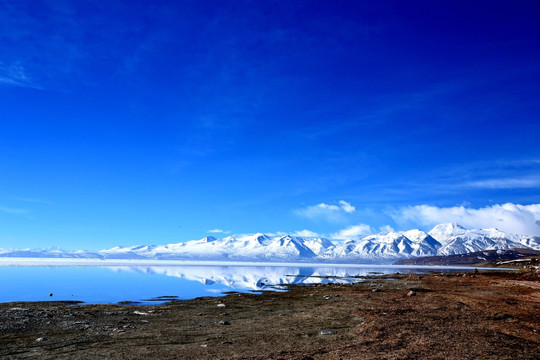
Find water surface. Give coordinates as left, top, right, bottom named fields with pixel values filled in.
left=0, top=264, right=496, bottom=304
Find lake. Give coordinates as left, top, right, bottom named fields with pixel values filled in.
left=0, top=262, right=498, bottom=304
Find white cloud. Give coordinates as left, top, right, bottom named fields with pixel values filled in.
left=207, top=229, right=230, bottom=234
left=295, top=200, right=356, bottom=222
left=330, top=224, right=373, bottom=240
left=390, top=203, right=540, bottom=236
left=338, top=200, right=356, bottom=213
left=379, top=225, right=395, bottom=233
left=292, top=229, right=320, bottom=237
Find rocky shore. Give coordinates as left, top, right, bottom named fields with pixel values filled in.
left=1, top=271, right=538, bottom=359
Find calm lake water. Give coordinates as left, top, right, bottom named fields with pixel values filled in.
left=0, top=264, right=494, bottom=305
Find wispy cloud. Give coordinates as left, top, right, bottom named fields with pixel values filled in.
left=207, top=229, right=230, bottom=234
left=462, top=177, right=540, bottom=189
left=330, top=224, right=373, bottom=240
left=12, top=196, right=51, bottom=203
left=389, top=203, right=540, bottom=236
left=295, top=200, right=356, bottom=222
left=0, top=62, right=42, bottom=89
left=0, top=205, right=28, bottom=215
left=291, top=229, right=320, bottom=237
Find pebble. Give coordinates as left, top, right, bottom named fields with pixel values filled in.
left=407, top=290, right=416, bottom=297
left=320, top=330, right=336, bottom=335
left=217, top=303, right=226, bottom=308
left=36, top=337, right=46, bottom=342
left=372, top=288, right=381, bottom=292
left=219, top=320, right=231, bottom=325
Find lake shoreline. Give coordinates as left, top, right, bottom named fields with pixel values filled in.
left=1, top=270, right=538, bottom=359
left=0, top=257, right=516, bottom=268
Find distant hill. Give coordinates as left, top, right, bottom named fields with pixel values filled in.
left=393, top=248, right=540, bottom=267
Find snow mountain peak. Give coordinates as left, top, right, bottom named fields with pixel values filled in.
left=2, top=224, right=539, bottom=264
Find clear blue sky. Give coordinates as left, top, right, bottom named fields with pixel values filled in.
left=1, top=1, right=540, bottom=250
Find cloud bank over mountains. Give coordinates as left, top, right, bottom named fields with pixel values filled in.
left=391, top=203, right=540, bottom=236
left=292, top=201, right=540, bottom=239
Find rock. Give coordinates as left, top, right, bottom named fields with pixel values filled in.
left=372, top=288, right=381, bottom=292
left=219, top=320, right=231, bottom=325
left=36, top=337, right=46, bottom=342
left=217, top=303, right=226, bottom=308
left=133, top=311, right=149, bottom=316
left=407, top=290, right=416, bottom=297
left=320, top=330, right=336, bottom=335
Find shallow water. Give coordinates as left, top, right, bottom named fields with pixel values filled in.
left=0, top=263, right=497, bottom=304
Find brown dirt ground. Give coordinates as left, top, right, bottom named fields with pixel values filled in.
left=1, top=271, right=538, bottom=359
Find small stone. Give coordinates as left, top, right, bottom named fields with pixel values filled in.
left=36, top=337, right=46, bottom=342
left=372, top=288, right=381, bottom=292
left=133, top=311, right=149, bottom=316
left=200, top=344, right=208, bottom=348
left=217, top=303, right=226, bottom=308
left=407, top=290, right=416, bottom=297
left=198, top=312, right=204, bottom=316
left=219, top=320, right=231, bottom=325
left=320, top=330, right=336, bottom=335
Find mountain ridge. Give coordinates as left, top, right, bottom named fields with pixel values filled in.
left=1, top=223, right=539, bottom=264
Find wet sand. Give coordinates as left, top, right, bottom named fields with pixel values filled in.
left=1, top=271, right=538, bottom=359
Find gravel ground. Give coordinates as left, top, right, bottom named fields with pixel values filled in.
left=1, top=271, right=538, bottom=359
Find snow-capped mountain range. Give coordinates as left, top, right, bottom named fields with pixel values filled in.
left=1, top=223, right=539, bottom=264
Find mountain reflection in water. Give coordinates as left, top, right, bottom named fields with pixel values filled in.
left=1, top=264, right=484, bottom=305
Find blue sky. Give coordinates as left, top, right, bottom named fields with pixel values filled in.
left=1, top=0, right=540, bottom=250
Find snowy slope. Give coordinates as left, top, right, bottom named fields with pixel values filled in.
left=320, top=231, right=439, bottom=262
left=427, top=224, right=526, bottom=255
